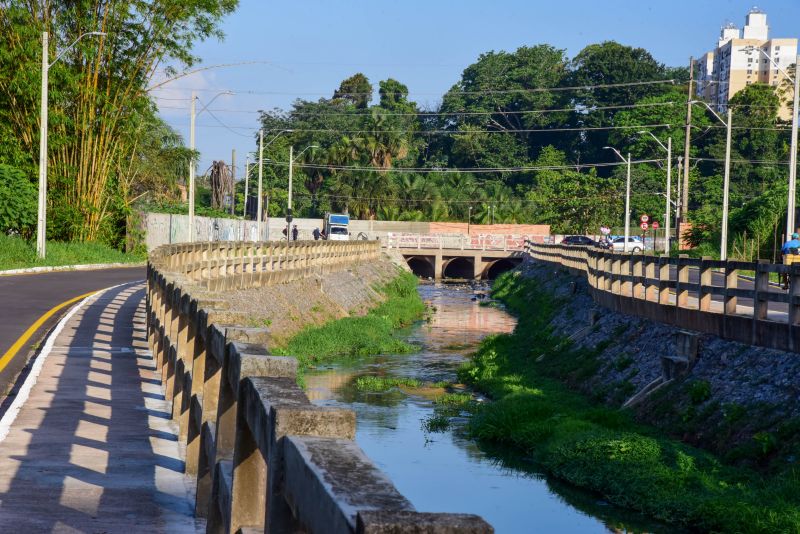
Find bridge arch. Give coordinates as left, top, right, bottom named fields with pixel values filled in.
left=405, top=256, right=435, bottom=279
left=484, top=258, right=523, bottom=280
left=443, top=257, right=474, bottom=279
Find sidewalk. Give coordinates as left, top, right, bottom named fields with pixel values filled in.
left=0, top=282, right=200, bottom=532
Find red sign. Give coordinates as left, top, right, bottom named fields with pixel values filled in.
left=640, top=222, right=649, bottom=231
left=652, top=221, right=660, bottom=230
left=640, top=214, right=649, bottom=223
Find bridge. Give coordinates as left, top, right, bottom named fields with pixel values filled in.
left=386, top=233, right=533, bottom=280
left=0, top=240, right=492, bottom=533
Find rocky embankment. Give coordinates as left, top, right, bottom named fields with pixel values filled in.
left=522, top=258, right=800, bottom=467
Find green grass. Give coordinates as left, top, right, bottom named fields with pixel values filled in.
left=274, top=271, right=426, bottom=370
left=354, top=375, right=422, bottom=392
left=459, top=271, right=800, bottom=532
left=0, top=234, right=144, bottom=271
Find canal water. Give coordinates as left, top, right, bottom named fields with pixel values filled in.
left=305, top=283, right=669, bottom=533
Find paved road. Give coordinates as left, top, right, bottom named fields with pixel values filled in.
left=0, top=267, right=145, bottom=395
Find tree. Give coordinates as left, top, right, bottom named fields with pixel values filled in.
left=333, top=73, right=373, bottom=109
left=0, top=0, right=237, bottom=243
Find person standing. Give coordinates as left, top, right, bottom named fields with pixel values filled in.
left=312, top=227, right=321, bottom=240
left=292, top=224, right=299, bottom=241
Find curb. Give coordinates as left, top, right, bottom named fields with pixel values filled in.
left=0, top=261, right=146, bottom=277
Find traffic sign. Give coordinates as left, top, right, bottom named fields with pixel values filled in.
left=640, top=214, right=649, bottom=223
left=640, top=222, right=649, bottom=231
left=652, top=221, right=660, bottom=230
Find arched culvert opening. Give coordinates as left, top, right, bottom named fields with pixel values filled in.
left=406, top=256, right=435, bottom=279
left=485, top=258, right=522, bottom=280
left=443, top=257, right=475, bottom=279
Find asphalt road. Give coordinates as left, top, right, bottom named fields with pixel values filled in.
left=0, top=266, right=145, bottom=395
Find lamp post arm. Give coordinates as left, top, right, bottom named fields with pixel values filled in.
left=49, top=32, right=106, bottom=68
left=690, top=100, right=727, bottom=126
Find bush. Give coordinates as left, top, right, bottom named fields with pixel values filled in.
left=0, top=164, right=36, bottom=238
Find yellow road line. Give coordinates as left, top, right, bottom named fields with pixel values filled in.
left=0, top=290, right=97, bottom=374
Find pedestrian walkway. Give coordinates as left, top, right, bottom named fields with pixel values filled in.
left=0, top=282, right=200, bottom=533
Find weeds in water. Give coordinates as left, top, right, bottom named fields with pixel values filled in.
left=354, top=375, right=422, bottom=392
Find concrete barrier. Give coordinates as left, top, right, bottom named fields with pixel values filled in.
left=526, top=242, right=800, bottom=354
left=147, top=241, right=493, bottom=533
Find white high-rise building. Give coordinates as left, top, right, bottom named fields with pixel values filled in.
left=696, top=8, right=797, bottom=120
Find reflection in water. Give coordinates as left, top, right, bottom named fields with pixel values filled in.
left=306, top=283, right=671, bottom=534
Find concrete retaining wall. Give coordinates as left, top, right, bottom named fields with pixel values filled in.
left=146, top=241, right=493, bottom=533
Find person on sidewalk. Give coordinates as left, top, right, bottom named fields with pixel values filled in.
left=292, top=224, right=299, bottom=241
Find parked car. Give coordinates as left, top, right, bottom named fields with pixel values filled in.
left=561, top=235, right=597, bottom=247
left=610, top=236, right=644, bottom=253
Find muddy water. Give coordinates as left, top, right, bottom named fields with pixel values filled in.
left=305, top=284, right=668, bottom=533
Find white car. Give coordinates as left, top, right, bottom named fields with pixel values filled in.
left=610, top=236, right=644, bottom=253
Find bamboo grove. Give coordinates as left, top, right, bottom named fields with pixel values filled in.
left=0, top=0, right=236, bottom=246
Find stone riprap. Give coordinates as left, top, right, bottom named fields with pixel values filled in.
left=520, top=259, right=800, bottom=460
left=147, top=240, right=493, bottom=533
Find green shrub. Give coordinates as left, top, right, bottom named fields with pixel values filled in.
left=688, top=380, right=712, bottom=405
left=0, top=164, right=36, bottom=238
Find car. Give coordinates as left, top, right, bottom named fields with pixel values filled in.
left=561, top=235, right=597, bottom=247
left=609, top=236, right=644, bottom=253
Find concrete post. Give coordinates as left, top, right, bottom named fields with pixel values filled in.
left=658, top=255, right=671, bottom=305
left=699, top=256, right=713, bottom=312
left=677, top=254, right=689, bottom=308
left=754, top=259, right=770, bottom=321
left=724, top=264, right=738, bottom=315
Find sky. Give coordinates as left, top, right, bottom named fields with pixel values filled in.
left=152, top=0, right=800, bottom=174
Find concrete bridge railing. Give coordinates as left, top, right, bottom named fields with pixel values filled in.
left=526, top=242, right=800, bottom=353
left=146, top=241, right=492, bottom=533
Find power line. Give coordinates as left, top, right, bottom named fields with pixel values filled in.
left=149, top=78, right=681, bottom=97
left=164, top=122, right=674, bottom=134
left=264, top=157, right=663, bottom=174
left=154, top=101, right=676, bottom=117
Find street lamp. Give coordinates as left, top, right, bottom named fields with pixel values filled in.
left=603, top=147, right=632, bottom=252
left=257, top=129, right=293, bottom=240
left=37, top=30, right=106, bottom=258
left=467, top=206, right=473, bottom=235
left=690, top=100, right=733, bottom=260
left=286, top=144, right=318, bottom=239
left=188, top=90, right=233, bottom=242
left=638, top=131, right=673, bottom=253
left=744, top=46, right=800, bottom=238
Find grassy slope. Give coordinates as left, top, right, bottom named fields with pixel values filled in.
left=459, top=271, right=800, bottom=533
left=273, top=271, right=426, bottom=371
left=0, top=234, right=143, bottom=270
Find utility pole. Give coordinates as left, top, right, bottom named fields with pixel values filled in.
left=721, top=107, right=733, bottom=261
left=787, top=54, right=800, bottom=237
left=230, top=149, right=236, bottom=215
left=243, top=156, right=249, bottom=218
left=681, top=56, right=694, bottom=236
left=676, top=157, right=683, bottom=240
left=257, top=129, right=264, bottom=239
left=188, top=91, right=196, bottom=243
left=665, top=137, right=672, bottom=254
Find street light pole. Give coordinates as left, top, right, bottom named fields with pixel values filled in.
left=36, top=31, right=49, bottom=258
left=603, top=147, right=632, bottom=252
left=36, top=30, right=106, bottom=258
left=188, top=91, right=196, bottom=242
left=744, top=47, right=800, bottom=236
left=638, top=131, right=672, bottom=253
left=257, top=129, right=264, bottom=239
left=243, top=156, right=250, bottom=218
left=721, top=107, right=733, bottom=261
left=286, top=144, right=318, bottom=239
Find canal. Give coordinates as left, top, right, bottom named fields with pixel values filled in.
left=305, top=283, right=669, bottom=533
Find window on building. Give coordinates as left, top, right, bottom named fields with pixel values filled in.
left=747, top=69, right=753, bottom=74
left=776, top=46, right=781, bottom=51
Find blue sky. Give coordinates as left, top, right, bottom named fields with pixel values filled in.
left=153, top=0, right=800, bottom=173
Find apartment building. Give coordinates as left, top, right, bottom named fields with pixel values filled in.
left=696, top=8, right=797, bottom=120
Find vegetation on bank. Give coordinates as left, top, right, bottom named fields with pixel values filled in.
left=457, top=271, right=800, bottom=532
left=0, top=234, right=144, bottom=271
left=274, top=272, right=426, bottom=370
